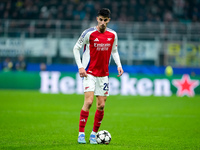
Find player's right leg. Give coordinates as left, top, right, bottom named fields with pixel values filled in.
left=78, top=75, right=96, bottom=144
left=78, top=92, right=94, bottom=144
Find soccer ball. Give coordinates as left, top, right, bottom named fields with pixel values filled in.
left=96, top=130, right=111, bottom=144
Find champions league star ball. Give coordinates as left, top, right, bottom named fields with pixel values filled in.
left=96, top=130, right=111, bottom=144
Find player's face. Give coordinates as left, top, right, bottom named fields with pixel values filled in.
left=97, top=16, right=110, bottom=31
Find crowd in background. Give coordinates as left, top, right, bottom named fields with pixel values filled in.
left=2, top=56, right=27, bottom=71
left=0, top=0, right=200, bottom=71
left=2, top=56, right=47, bottom=71
left=0, top=0, right=200, bottom=23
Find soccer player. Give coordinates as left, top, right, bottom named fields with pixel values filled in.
left=73, top=8, right=123, bottom=144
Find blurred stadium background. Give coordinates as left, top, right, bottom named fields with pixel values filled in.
left=0, top=0, right=200, bottom=95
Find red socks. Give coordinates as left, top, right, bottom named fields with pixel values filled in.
left=79, top=109, right=104, bottom=133
left=93, top=110, right=104, bottom=132
left=79, top=109, right=89, bottom=132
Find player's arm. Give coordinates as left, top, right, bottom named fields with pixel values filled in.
left=73, top=31, right=88, bottom=77
left=111, top=33, right=124, bottom=77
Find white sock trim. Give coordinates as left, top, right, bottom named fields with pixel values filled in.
left=91, top=131, right=97, bottom=135
left=79, top=132, right=85, bottom=136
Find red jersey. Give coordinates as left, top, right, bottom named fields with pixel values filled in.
left=74, top=27, right=118, bottom=77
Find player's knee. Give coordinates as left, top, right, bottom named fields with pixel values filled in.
left=97, top=103, right=105, bottom=110
left=85, top=99, right=93, bottom=108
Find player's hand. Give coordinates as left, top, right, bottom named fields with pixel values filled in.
left=79, top=68, right=87, bottom=77
left=117, top=67, right=124, bottom=77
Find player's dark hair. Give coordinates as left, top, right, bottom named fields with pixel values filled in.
left=98, top=8, right=111, bottom=18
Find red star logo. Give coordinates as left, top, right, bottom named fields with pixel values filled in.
left=172, top=74, right=199, bottom=97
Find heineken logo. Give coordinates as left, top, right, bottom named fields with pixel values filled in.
left=39, top=72, right=173, bottom=96
left=39, top=72, right=199, bottom=97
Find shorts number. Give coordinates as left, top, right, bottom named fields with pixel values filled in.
left=103, top=83, right=109, bottom=91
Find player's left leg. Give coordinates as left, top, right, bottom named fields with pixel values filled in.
left=89, top=76, right=108, bottom=144
left=94, top=95, right=107, bottom=131
left=90, top=96, right=107, bottom=144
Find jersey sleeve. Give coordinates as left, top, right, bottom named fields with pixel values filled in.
left=112, top=32, right=118, bottom=52
left=73, top=30, right=90, bottom=69
left=76, top=30, right=90, bottom=48
left=111, top=33, right=122, bottom=68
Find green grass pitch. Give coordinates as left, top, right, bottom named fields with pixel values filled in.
left=0, top=90, right=200, bottom=150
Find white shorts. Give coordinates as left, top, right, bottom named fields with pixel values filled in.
left=83, top=74, right=109, bottom=96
